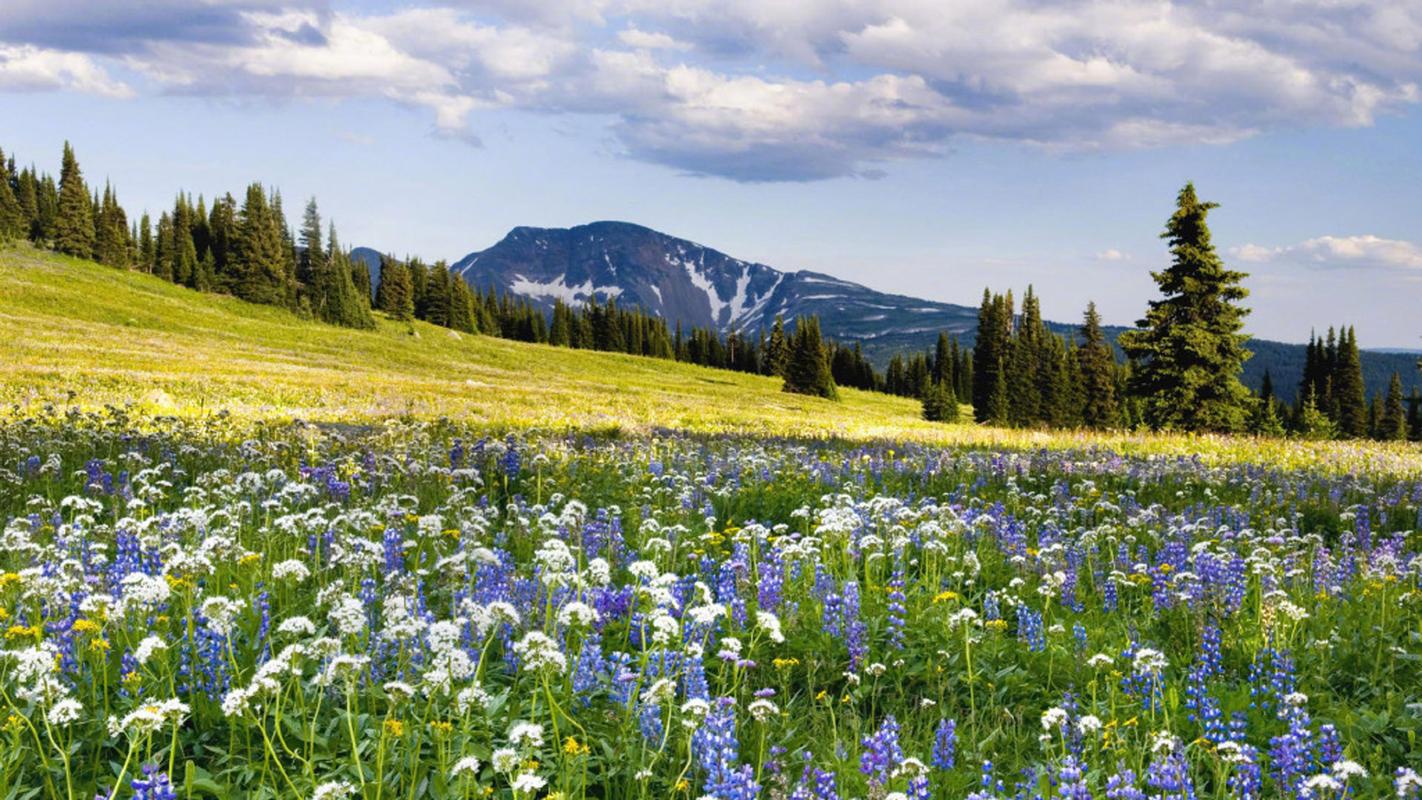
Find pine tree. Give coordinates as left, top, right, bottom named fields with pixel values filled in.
left=137, top=213, right=155, bottom=273
left=1332, top=326, right=1367, bottom=438
left=376, top=255, right=414, bottom=321
left=54, top=142, right=95, bottom=257
left=921, top=376, right=959, bottom=422
left=298, top=198, right=324, bottom=299
left=0, top=146, right=23, bottom=243
left=1295, top=389, right=1336, bottom=440
left=1119, top=183, right=1253, bottom=432
left=1076, top=302, right=1118, bottom=429
left=783, top=316, right=837, bottom=400
left=448, top=272, right=477, bottom=334
left=1379, top=372, right=1407, bottom=441
left=231, top=184, right=287, bottom=305
left=972, top=289, right=1012, bottom=424
left=764, top=316, right=789, bottom=377
left=1408, top=389, right=1422, bottom=442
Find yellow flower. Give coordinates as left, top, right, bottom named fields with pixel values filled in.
left=238, top=553, right=262, bottom=568
left=772, top=657, right=800, bottom=670
left=3, top=714, right=22, bottom=733
left=5, top=624, right=40, bottom=641
left=675, top=779, right=690, bottom=792
left=383, top=719, right=405, bottom=737
left=90, top=638, right=111, bottom=653
left=814, top=689, right=828, bottom=702
left=431, top=720, right=453, bottom=735
left=933, top=590, right=960, bottom=603
left=563, top=736, right=590, bottom=756
left=0, top=573, right=20, bottom=589
left=72, top=619, right=101, bottom=635
left=122, top=671, right=141, bottom=686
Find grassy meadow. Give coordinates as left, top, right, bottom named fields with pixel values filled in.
left=1, top=244, right=1419, bottom=476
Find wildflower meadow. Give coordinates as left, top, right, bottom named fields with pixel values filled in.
left=2, top=408, right=1421, bottom=799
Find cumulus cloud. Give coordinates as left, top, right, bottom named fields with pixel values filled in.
left=1231, top=235, right=1422, bottom=270
left=2, top=0, right=1421, bottom=181
left=0, top=44, right=132, bottom=97
left=1095, top=249, right=1129, bottom=262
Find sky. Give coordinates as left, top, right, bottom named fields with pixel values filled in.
left=1, top=0, right=1420, bottom=348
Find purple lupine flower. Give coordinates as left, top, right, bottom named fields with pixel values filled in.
left=932, top=718, right=957, bottom=770
left=859, top=715, right=904, bottom=788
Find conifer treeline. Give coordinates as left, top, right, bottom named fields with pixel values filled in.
left=369, top=251, right=861, bottom=400
left=2, top=141, right=374, bottom=328
left=1289, top=328, right=1418, bottom=441
left=966, top=288, right=1127, bottom=430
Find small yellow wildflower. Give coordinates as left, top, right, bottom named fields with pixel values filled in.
left=383, top=719, right=405, bottom=737
left=562, top=736, right=590, bottom=756
left=72, top=619, right=101, bottom=635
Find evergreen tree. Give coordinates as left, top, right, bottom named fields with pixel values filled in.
left=783, top=316, right=837, bottom=400
left=1248, top=395, right=1286, bottom=437
left=1379, top=372, right=1407, bottom=441
left=54, top=142, right=95, bottom=257
left=972, top=289, right=1012, bottom=424
left=764, top=316, right=789, bottom=377
left=375, top=255, right=414, bottom=321
left=298, top=197, right=324, bottom=297
left=424, top=262, right=453, bottom=328
left=137, top=213, right=155, bottom=273
left=448, top=272, right=477, bottom=334
left=1119, top=183, right=1253, bottom=432
left=320, top=225, right=375, bottom=329
left=1295, top=389, right=1336, bottom=440
left=209, top=193, right=237, bottom=288
left=153, top=212, right=175, bottom=281
left=1076, top=301, right=1118, bottom=429
left=1332, top=326, right=1367, bottom=438
left=1006, top=287, right=1043, bottom=426
left=921, top=376, right=959, bottom=422
left=0, top=146, right=23, bottom=243
left=1408, top=389, right=1422, bottom=442
left=231, top=183, right=288, bottom=305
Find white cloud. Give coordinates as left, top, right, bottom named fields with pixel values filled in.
left=3, top=1, right=1422, bottom=180
left=1231, top=235, right=1422, bottom=270
left=617, top=27, right=689, bottom=51
left=1095, top=249, right=1129, bottom=262
left=0, top=44, right=132, bottom=97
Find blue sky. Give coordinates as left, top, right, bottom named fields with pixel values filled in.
left=2, top=0, right=1420, bottom=347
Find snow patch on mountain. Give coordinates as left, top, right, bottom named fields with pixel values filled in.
left=509, top=274, right=623, bottom=304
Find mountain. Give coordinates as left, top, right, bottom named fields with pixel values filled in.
left=363, top=221, right=1420, bottom=398
left=446, top=221, right=979, bottom=354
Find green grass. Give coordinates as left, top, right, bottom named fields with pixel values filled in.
left=2, top=243, right=1419, bottom=476
left=0, top=243, right=938, bottom=437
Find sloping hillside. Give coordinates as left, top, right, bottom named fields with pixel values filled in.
left=0, top=244, right=933, bottom=438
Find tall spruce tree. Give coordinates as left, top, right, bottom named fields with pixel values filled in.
left=376, top=255, right=414, bottom=321
left=1076, top=302, right=1118, bottom=428
left=0, top=147, right=23, bottom=243
left=54, top=142, right=95, bottom=258
left=972, top=289, right=1012, bottom=424
left=1119, top=183, right=1252, bottom=432
left=764, top=315, right=789, bottom=377
left=1332, top=326, right=1367, bottom=438
left=1379, top=372, right=1407, bottom=441
left=231, top=184, right=288, bottom=305
left=782, top=316, right=837, bottom=400
left=921, top=376, right=959, bottom=422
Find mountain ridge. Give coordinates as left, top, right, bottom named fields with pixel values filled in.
left=355, top=222, right=1420, bottom=398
